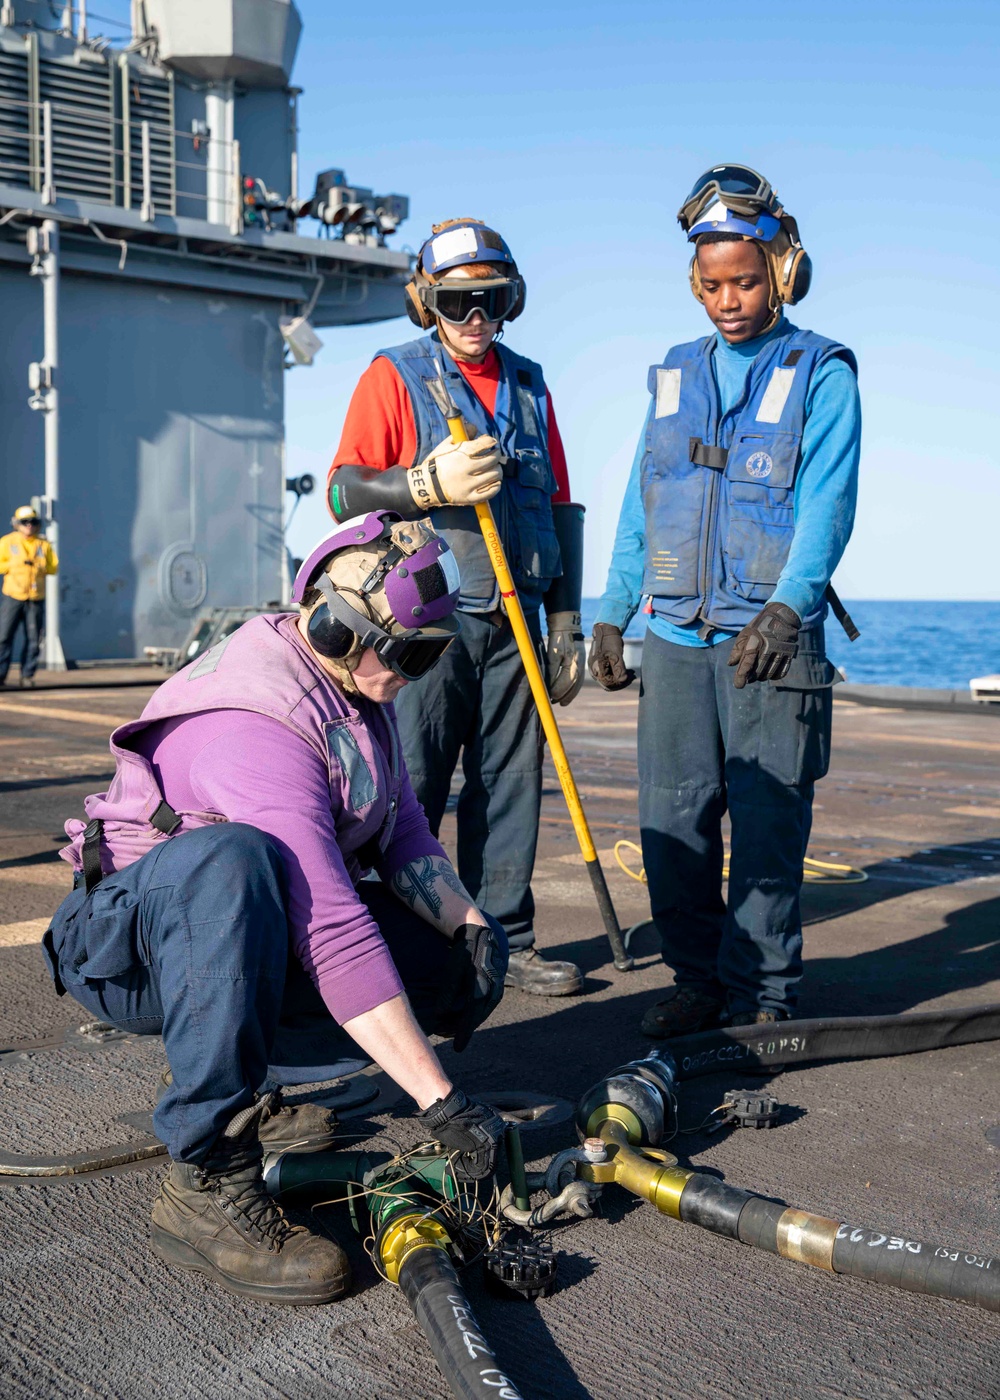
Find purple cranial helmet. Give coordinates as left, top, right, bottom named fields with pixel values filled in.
left=294, top=511, right=462, bottom=682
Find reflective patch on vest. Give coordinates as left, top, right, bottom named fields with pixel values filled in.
left=655, top=368, right=682, bottom=418
left=517, top=385, right=540, bottom=440
left=326, top=723, right=378, bottom=811
left=188, top=631, right=236, bottom=679
left=746, top=451, right=774, bottom=479
left=755, top=367, right=796, bottom=424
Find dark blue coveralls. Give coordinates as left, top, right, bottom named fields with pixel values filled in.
left=43, top=824, right=495, bottom=1163
left=597, top=321, right=860, bottom=1014
left=384, top=333, right=562, bottom=950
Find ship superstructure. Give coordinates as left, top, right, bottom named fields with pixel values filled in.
left=0, top=0, right=410, bottom=661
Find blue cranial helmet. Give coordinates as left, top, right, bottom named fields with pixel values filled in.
left=679, top=163, right=812, bottom=309
left=678, top=164, right=783, bottom=242
left=417, top=220, right=517, bottom=276
left=404, top=218, right=525, bottom=329
left=684, top=200, right=782, bottom=243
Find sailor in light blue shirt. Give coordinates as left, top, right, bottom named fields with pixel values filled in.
left=597, top=318, right=860, bottom=644
left=590, top=164, right=861, bottom=1037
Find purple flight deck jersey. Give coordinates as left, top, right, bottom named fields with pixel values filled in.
left=61, top=614, right=446, bottom=1024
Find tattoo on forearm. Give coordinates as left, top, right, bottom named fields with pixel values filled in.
left=391, top=856, right=472, bottom=924
left=437, top=862, right=467, bottom=900
left=392, top=856, right=444, bottom=920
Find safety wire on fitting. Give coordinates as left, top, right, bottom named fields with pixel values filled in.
left=286, top=1139, right=503, bottom=1281
left=613, top=840, right=868, bottom=887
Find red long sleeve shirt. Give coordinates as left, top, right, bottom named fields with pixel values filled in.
left=330, top=348, right=571, bottom=503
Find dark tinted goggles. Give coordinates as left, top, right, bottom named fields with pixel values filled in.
left=421, top=278, right=521, bottom=326
left=371, top=628, right=456, bottom=679
left=678, top=164, right=778, bottom=228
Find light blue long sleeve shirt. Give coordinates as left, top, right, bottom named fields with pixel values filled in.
left=596, top=318, right=861, bottom=646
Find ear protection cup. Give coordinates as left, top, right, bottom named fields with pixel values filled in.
left=404, top=274, right=434, bottom=329
left=306, top=602, right=361, bottom=662
left=777, top=245, right=812, bottom=304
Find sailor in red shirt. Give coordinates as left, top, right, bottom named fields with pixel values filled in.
left=327, top=218, right=586, bottom=997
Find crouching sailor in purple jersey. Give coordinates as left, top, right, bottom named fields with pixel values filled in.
left=590, top=164, right=862, bottom=1039
left=44, top=511, right=508, bottom=1306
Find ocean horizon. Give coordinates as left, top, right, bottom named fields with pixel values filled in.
left=580, top=599, right=1000, bottom=692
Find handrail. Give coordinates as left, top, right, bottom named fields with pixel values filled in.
left=0, top=92, right=238, bottom=159
left=0, top=88, right=243, bottom=225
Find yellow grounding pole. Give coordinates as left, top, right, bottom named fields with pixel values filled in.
left=435, top=369, right=632, bottom=970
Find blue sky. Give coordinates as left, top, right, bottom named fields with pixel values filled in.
left=99, top=0, right=999, bottom=599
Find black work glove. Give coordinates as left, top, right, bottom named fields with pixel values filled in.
left=415, top=1088, right=505, bottom=1181
left=434, top=921, right=508, bottom=1053
left=589, top=623, right=635, bottom=691
left=728, top=601, right=801, bottom=689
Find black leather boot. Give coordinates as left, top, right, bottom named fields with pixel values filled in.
left=639, top=986, right=726, bottom=1038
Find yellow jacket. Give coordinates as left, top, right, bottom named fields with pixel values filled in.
left=0, top=531, right=58, bottom=601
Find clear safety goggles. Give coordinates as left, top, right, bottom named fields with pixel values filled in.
left=314, top=574, right=458, bottom=681
left=420, top=278, right=521, bottom=326
left=677, top=164, right=780, bottom=231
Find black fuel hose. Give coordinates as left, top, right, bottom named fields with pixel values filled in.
left=677, top=1175, right=1000, bottom=1312
left=668, top=1003, right=1000, bottom=1079
left=398, top=1248, right=526, bottom=1400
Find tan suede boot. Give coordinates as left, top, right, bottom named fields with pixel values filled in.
left=150, top=1097, right=349, bottom=1305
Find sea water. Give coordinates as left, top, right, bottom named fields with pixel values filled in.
left=580, top=600, right=1000, bottom=691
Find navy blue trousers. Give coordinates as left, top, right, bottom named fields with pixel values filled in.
left=0, top=595, right=42, bottom=683
left=395, top=609, right=544, bottom=950
left=638, top=629, right=832, bottom=1016
left=42, top=824, right=479, bottom=1164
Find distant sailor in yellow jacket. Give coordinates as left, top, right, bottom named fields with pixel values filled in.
left=0, top=505, right=58, bottom=688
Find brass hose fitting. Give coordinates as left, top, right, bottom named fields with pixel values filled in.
left=775, top=1208, right=840, bottom=1270
left=577, top=1119, right=695, bottom=1220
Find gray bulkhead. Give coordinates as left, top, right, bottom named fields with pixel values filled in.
left=0, top=1, right=410, bottom=661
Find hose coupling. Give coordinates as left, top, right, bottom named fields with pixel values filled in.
left=376, top=1212, right=453, bottom=1286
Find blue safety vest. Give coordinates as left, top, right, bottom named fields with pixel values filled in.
left=376, top=333, right=561, bottom=612
left=641, top=324, right=857, bottom=632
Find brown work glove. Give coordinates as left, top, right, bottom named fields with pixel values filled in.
left=728, top=601, right=801, bottom=688
left=588, top=623, right=635, bottom=691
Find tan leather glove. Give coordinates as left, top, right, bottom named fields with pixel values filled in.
left=406, top=433, right=503, bottom=510
left=545, top=611, right=586, bottom=706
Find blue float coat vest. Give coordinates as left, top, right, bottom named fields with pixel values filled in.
left=376, top=333, right=561, bottom=613
left=641, top=323, right=857, bottom=632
